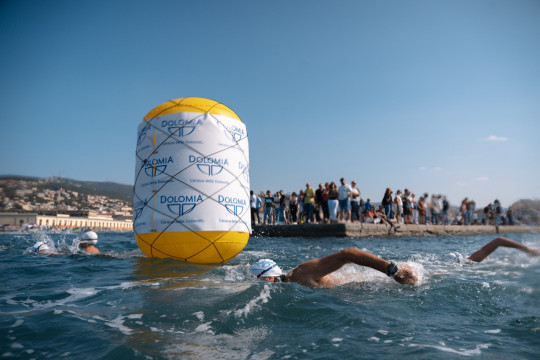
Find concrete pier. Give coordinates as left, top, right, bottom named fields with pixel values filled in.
left=252, top=223, right=540, bottom=238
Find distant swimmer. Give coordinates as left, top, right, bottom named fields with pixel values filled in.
left=78, top=231, right=100, bottom=254
left=32, top=231, right=102, bottom=256
left=251, top=237, right=539, bottom=288
left=33, top=241, right=54, bottom=255
left=252, top=248, right=418, bottom=288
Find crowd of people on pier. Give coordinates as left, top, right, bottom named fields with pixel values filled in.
left=250, top=179, right=515, bottom=227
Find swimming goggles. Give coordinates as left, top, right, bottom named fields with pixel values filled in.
left=257, top=265, right=277, bottom=278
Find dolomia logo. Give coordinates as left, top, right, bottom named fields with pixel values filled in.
left=220, top=122, right=245, bottom=142
left=189, top=155, right=229, bottom=176
left=162, top=118, right=202, bottom=137
left=161, top=194, right=204, bottom=216
left=144, top=156, right=174, bottom=177
left=218, top=195, right=246, bottom=216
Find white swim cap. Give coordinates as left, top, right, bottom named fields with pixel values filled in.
left=251, top=259, right=283, bottom=278
left=80, top=231, right=98, bottom=245
left=33, top=241, right=49, bottom=253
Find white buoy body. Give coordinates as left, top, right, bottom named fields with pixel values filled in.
left=133, top=97, right=250, bottom=263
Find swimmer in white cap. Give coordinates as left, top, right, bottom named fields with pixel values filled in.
left=78, top=231, right=100, bottom=254
left=253, top=249, right=418, bottom=288
left=33, top=241, right=54, bottom=255
left=252, top=237, right=539, bottom=288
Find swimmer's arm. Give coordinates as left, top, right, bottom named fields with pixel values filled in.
left=288, top=248, right=418, bottom=286
left=468, top=236, right=540, bottom=262
left=289, top=248, right=390, bottom=284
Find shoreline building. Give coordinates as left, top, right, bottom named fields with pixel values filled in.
left=0, top=212, right=133, bottom=231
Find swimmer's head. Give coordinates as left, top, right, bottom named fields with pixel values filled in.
left=80, top=231, right=98, bottom=245
left=33, top=241, right=49, bottom=253
left=251, top=259, right=283, bottom=281
left=393, top=262, right=422, bottom=286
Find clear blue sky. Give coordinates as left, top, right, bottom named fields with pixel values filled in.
left=1, top=0, right=539, bottom=207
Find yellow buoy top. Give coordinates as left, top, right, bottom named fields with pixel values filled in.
left=143, top=97, right=241, bottom=122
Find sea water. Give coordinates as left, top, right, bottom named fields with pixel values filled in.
left=1, top=231, right=539, bottom=359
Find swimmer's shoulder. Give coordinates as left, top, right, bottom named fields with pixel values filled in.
left=84, top=246, right=100, bottom=254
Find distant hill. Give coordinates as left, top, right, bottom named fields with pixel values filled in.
left=510, top=199, right=540, bottom=225
left=0, top=175, right=132, bottom=203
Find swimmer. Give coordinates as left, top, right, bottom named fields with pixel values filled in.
left=374, top=205, right=400, bottom=232
left=78, top=231, right=100, bottom=254
left=251, top=237, right=539, bottom=288
left=252, top=248, right=418, bottom=288
left=467, top=236, right=540, bottom=262
left=33, top=241, right=54, bottom=255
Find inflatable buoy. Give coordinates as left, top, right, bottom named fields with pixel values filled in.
left=133, top=97, right=251, bottom=263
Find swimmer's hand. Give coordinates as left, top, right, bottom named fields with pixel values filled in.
left=526, top=247, right=540, bottom=257
left=393, top=264, right=418, bottom=285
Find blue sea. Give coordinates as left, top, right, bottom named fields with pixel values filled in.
left=1, top=231, right=539, bottom=359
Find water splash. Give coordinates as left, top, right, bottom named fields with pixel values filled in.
left=234, top=285, right=272, bottom=318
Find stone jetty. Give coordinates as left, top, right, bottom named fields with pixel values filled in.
left=252, top=223, right=540, bottom=238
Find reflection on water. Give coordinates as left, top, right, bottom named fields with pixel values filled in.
left=133, top=257, right=215, bottom=289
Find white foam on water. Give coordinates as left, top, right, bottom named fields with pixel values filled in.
left=193, top=311, right=204, bottom=321
left=327, top=261, right=425, bottom=286
left=519, top=287, right=533, bottom=294
left=234, top=285, right=271, bottom=318
left=222, top=264, right=248, bottom=282
left=368, top=336, right=380, bottom=342
left=101, top=281, right=141, bottom=291
left=163, top=326, right=272, bottom=359
left=5, top=281, right=158, bottom=312
left=327, top=264, right=381, bottom=285
left=46, top=287, right=98, bottom=308
left=409, top=343, right=491, bottom=356
left=484, top=329, right=501, bottom=334
left=243, top=250, right=272, bottom=258
left=58, top=309, right=98, bottom=324
left=10, top=319, right=23, bottom=328
left=377, top=330, right=388, bottom=335
left=4, top=287, right=100, bottom=313
left=2, top=295, right=21, bottom=307
left=104, top=315, right=135, bottom=335
left=194, top=322, right=213, bottom=333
